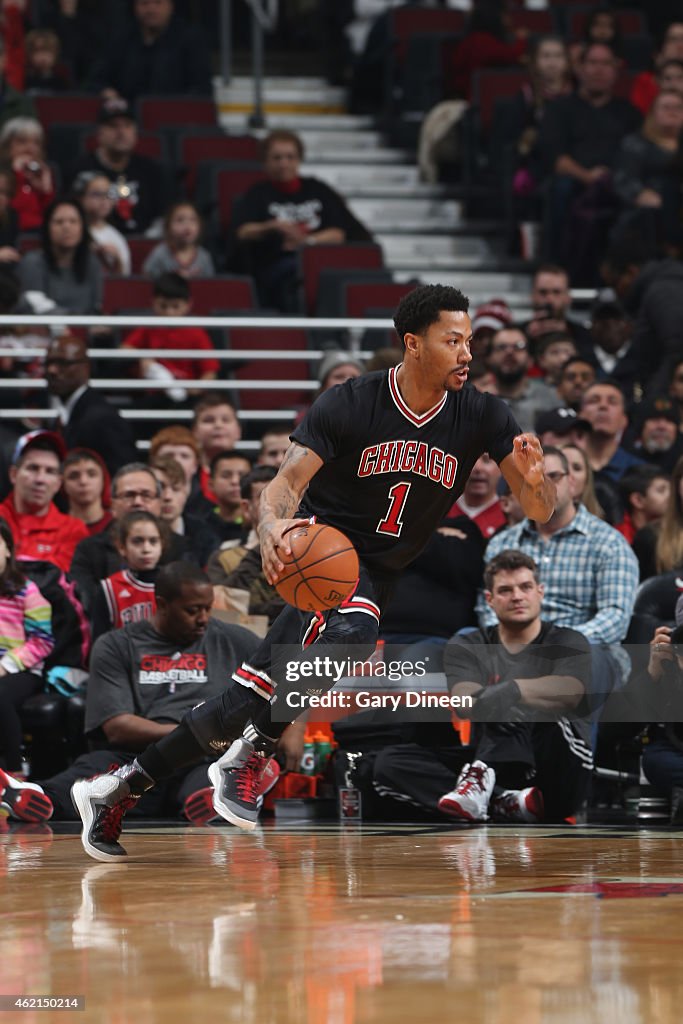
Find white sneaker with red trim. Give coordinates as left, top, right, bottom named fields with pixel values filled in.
left=490, top=787, right=544, bottom=823
left=438, top=761, right=496, bottom=822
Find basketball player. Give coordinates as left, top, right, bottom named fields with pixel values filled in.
left=71, top=284, right=557, bottom=861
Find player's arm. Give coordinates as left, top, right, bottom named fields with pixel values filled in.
left=499, top=434, right=556, bottom=523
left=102, top=714, right=177, bottom=749
left=258, top=441, right=324, bottom=584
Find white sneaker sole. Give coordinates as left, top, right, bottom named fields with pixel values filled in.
left=438, top=796, right=488, bottom=822
left=207, top=761, right=258, bottom=832
left=71, top=780, right=128, bottom=863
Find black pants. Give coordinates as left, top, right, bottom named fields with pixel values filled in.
left=185, top=564, right=390, bottom=753
left=374, top=719, right=592, bottom=822
left=0, top=671, right=44, bottom=772
left=40, top=750, right=213, bottom=821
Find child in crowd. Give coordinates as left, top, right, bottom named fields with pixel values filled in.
left=192, top=393, right=242, bottom=503
left=89, top=511, right=164, bottom=642
left=0, top=519, right=54, bottom=784
left=24, top=29, right=69, bottom=93
left=62, top=448, right=112, bottom=536
left=122, top=272, right=219, bottom=404
left=142, top=202, right=215, bottom=279
left=75, top=171, right=131, bottom=276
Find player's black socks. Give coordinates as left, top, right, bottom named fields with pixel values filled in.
left=137, top=719, right=206, bottom=781
left=251, top=701, right=288, bottom=743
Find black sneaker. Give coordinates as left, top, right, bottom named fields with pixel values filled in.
left=0, top=767, right=53, bottom=822
left=71, top=762, right=151, bottom=862
left=208, top=732, right=275, bottom=831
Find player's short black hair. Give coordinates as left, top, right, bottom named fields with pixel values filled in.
left=393, top=284, right=469, bottom=348
left=484, top=550, right=540, bottom=591
left=241, top=464, right=277, bottom=500
left=155, top=561, right=210, bottom=602
left=153, top=272, right=190, bottom=302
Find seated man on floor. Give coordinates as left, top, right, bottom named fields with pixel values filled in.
left=0, top=563, right=269, bottom=826
left=373, top=550, right=593, bottom=823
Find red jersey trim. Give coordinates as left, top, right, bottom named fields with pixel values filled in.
left=388, top=365, right=448, bottom=427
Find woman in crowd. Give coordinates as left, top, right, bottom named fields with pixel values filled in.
left=560, top=442, right=605, bottom=518
left=62, top=449, right=112, bottom=536
left=0, top=117, right=55, bottom=232
left=75, top=171, right=131, bottom=276
left=18, top=198, right=102, bottom=313
left=142, top=201, right=214, bottom=280
left=0, top=519, right=54, bottom=779
left=89, top=511, right=164, bottom=642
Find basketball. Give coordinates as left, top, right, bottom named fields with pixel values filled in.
left=274, top=523, right=359, bottom=611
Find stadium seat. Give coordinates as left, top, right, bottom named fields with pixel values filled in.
left=471, top=68, right=529, bottom=136
left=299, top=243, right=385, bottom=316
left=127, top=237, right=158, bottom=274
left=509, top=10, right=556, bottom=33
left=137, top=96, right=218, bottom=132
left=566, top=8, right=647, bottom=39
left=344, top=281, right=415, bottom=319
left=227, top=327, right=311, bottom=410
left=190, top=276, right=256, bottom=315
left=180, top=134, right=261, bottom=195
left=216, top=167, right=265, bottom=231
left=102, top=276, right=154, bottom=313
left=34, top=93, right=101, bottom=129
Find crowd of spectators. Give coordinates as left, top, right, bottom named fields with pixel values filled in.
left=3, top=0, right=683, bottom=831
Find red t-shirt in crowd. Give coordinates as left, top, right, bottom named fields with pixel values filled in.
left=123, top=326, right=220, bottom=380
left=449, top=498, right=507, bottom=539
left=0, top=494, right=88, bottom=572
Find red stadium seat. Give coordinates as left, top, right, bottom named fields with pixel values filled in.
left=102, top=276, right=154, bottom=313
left=300, top=244, right=385, bottom=316
left=391, top=7, right=465, bottom=43
left=190, top=276, right=256, bottom=315
left=567, top=9, right=647, bottom=36
left=181, top=134, right=261, bottom=195
left=137, top=96, right=218, bottom=132
left=127, top=237, right=157, bottom=274
left=509, top=10, right=556, bottom=33
left=227, top=327, right=311, bottom=410
left=216, top=167, right=266, bottom=231
left=17, top=234, right=41, bottom=255
left=35, top=93, right=100, bottom=129
left=344, top=282, right=415, bottom=319
left=471, top=68, right=528, bottom=134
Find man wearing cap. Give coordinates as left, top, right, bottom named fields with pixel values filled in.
left=44, top=334, right=138, bottom=476
left=535, top=407, right=591, bottom=448
left=0, top=432, right=88, bottom=573
left=471, top=299, right=513, bottom=356
left=68, top=96, right=169, bottom=234
left=577, top=297, right=641, bottom=404
left=627, top=397, right=683, bottom=474
left=88, top=0, right=212, bottom=103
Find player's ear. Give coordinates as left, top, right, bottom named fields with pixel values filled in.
left=484, top=589, right=493, bottom=608
left=538, top=582, right=545, bottom=599
left=403, top=331, right=420, bottom=357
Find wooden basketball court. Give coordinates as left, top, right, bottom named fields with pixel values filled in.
left=3, top=820, right=683, bottom=1023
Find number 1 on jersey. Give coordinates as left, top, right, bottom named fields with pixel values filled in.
left=377, top=481, right=411, bottom=537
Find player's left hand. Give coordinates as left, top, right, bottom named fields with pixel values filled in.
left=511, top=433, right=544, bottom=484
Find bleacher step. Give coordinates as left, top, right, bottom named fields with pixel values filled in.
left=348, top=197, right=463, bottom=231
left=379, top=234, right=498, bottom=268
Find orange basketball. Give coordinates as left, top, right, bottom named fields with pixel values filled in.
left=275, top=523, right=359, bottom=611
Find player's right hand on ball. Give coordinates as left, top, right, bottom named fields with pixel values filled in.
left=260, top=517, right=312, bottom=584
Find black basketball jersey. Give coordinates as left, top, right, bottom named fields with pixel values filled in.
left=291, top=366, right=521, bottom=578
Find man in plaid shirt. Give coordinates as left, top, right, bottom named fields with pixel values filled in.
left=478, top=446, right=639, bottom=706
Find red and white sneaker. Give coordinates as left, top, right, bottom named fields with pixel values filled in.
left=0, top=767, right=53, bottom=822
left=438, top=761, right=496, bottom=822
left=490, top=786, right=544, bottom=823
left=184, top=759, right=281, bottom=826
